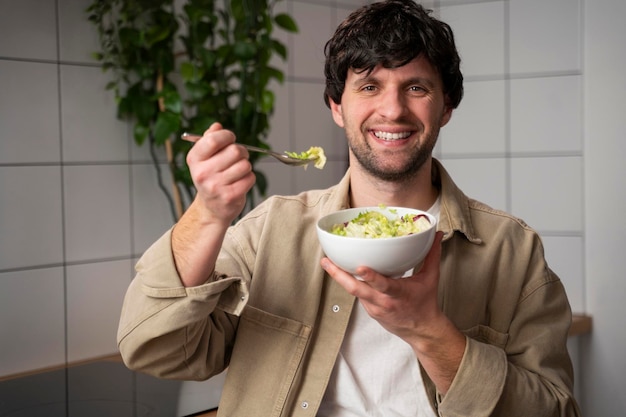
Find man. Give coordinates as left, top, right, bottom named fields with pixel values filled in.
left=118, top=1, right=582, bottom=415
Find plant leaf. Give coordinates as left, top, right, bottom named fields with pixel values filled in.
left=274, top=13, right=298, bottom=33
left=233, top=41, right=257, bottom=60
left=153, top=111, right=181, bottom=145
left=271, top=39, right=287, bottom=60
left=133, top=123, right=150, bottom=146
left=180, top=62, right=195, bottom=82
left=261, top=90, right=274, bottom=113
left=163, top=93, right=182, bottom=114
left=262, top=66, right=284, bottom=84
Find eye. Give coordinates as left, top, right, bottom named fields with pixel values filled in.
left=362, top=85, right=377, bottom=92
left=409, top=85, right=427, bottom=93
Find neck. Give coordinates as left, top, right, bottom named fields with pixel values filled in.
left=349, top=159, right=439, bottom=210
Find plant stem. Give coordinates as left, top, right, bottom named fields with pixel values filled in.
left=165, top=138, right=183, bottom=220
left=157, top=72, right=184, bottom=220
left=148, top=134, right=178, bottom=222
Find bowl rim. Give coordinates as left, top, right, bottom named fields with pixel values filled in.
left=316, top=206, right=437, bottom=241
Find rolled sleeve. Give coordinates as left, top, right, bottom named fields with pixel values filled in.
left=437, top=336, right=508, bottom=417
left=117, top=229, right=246, bottom=379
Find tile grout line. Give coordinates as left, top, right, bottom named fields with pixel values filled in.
left=53, top=0, right=70, bottom=415
left=579, top=0, right=587, bottom=314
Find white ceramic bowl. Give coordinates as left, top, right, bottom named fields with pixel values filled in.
left=316, top=206, right=437, bottom=278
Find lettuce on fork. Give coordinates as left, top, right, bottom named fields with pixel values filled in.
left=285, top=146, right=327, bottom=169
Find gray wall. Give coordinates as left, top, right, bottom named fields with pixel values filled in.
left=1, top=0, right=624, bottom=416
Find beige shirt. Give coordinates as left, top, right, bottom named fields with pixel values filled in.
left=118, top=160, right=581, bottom=417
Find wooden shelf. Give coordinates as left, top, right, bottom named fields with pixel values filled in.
left=189, top=410, right=217, bottom=417
left=569, top=314, right=592, bottom=337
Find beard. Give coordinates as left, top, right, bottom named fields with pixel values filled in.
left=348, top=126, right=440, bottom=183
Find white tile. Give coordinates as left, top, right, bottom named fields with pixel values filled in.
left=63, top=165, right=131, bottom=262
left=334, top=4, right=355, bottom=28
left=0, top=267, right=65, bottom=376
left=266, top=80, right=292, bottom=154
left=66, top=259, right=133, bottom=362
left=131, top=163, right=178, bottom=254
left=439, top=2, right=505, bottom=77
left=438, top=0, right=481, bottom=4
left=541, top=235, right=584, bottom=312
left=0, top=167, right=64, bottom=270
left=0, top=0, right=57, bottom=60
left=441, top=79, right=506, bottom=156
left=438, top=158, right=508, bottom=212
left=336, top=0, right=374, bottom=8
left=58, top=0, right=101, bottom=63
left=509, top=0, right=581, bottom=74
left=293, top=81, right=347, bottom=159
left=292, top=2, right=334, bottom=79
left=511, top=156, right=582, bottom=232
left=510, top=75, right=582, bottom=154
left=60, top=65, right=130, bottom=162
left=0, top=61, right=61, bottom=164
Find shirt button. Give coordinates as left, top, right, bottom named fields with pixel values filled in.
left=332, top=305, right=340, bottom=313
left=301, top=401, right=309, bottom=409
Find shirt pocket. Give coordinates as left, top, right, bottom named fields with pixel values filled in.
left=221, top=305, right=312, bottom=417
left=463, top=324, right=509, bottom=349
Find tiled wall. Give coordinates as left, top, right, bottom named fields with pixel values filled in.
left=1, top=0, right=625, bottom=416
left=436, top=0, right=585, bottom=316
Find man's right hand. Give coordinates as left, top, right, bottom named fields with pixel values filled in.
left=172, top=122, right=256, bottom=287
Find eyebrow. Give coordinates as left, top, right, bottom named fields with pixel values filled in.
left=351, top=73, right=437, bottom=89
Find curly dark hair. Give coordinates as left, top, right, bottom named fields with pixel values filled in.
left=323, top=0, right=463, bottom=109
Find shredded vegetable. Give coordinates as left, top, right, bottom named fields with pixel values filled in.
left=331, top=208, right=431, bottom=238
left=285, top=146, right=327, bottom=169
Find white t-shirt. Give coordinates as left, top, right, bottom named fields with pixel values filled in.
left=317, top=199, right=441, bottom=417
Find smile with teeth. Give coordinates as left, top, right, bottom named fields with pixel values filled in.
left=373, top=131, right=412, bottom=141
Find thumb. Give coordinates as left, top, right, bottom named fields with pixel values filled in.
left=423, top=231, right=443, bottom=267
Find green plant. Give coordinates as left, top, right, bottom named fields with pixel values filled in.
left=87, top=0, right=298, bottom=220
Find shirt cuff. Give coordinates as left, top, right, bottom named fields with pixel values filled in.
left=437, top=336, right=507, bottom=416
left=136, top=228, right=249, bottom=316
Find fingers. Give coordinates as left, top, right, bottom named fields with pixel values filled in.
left=186, top=124, right=241, bottom=166
left=182, top=122, right=256, bottom=223
left=414, top=231, right=443, bottom=276
left=185, top=124, right=250, bottom=179
left=181, top=122, right=223, bottom=144
left=320, top=258, right=363, bottom=297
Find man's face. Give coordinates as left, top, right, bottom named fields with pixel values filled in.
left=330, top=55, right=453, bottom=182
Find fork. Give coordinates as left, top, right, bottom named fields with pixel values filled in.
left=181, top=132, right=313, bottom=167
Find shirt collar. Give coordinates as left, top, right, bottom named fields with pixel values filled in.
left=432, top=159, right=482, bottom=244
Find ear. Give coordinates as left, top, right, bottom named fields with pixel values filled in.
left=329, top=99, right=345, bottom=128
left=440, top=106, right=453, bottom=127
left=440, top=98, right=454, bottom=127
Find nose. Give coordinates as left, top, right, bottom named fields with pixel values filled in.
left=377, top=88, right=408, bottom=120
